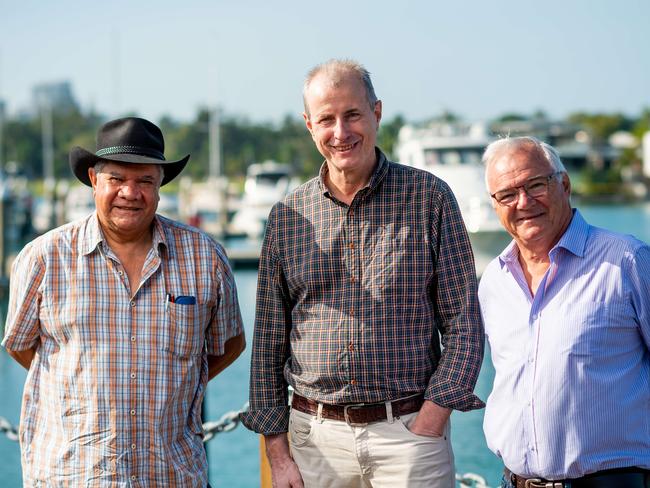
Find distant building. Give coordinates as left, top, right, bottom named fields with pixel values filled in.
left=32, top=81, right=79, bottom=113
left=490, top=119, right=620, bottom=171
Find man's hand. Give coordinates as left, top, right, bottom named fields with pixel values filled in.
left=407, top=399, right=451, bottom=437
left=264, top=433, right=304, bottom=488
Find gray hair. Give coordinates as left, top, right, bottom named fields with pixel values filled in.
left=303, top=59, right=378, bottom=115
left=93, top=161, right=164, bottom=185
left=482, top=136, right=566, bottom=190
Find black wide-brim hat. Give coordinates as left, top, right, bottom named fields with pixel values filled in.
left=69, top=117, right=190, bottom=186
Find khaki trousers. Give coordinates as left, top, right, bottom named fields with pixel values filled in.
left=289, top=408, right=455, bottom=488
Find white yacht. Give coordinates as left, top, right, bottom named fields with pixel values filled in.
left=229, top=161, right=299, bottom=239
left=395, top=122, right=510, bottom=273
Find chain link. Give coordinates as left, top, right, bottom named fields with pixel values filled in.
left=0, top=416, right=19, bottom=442
left=456, top=472, right=490, bottom=487
left=202, top=402, right=249, bottom=443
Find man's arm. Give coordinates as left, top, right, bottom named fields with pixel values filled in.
left=264, top=433, right=304, bottom=488
left=207, top=332, right=245, bottom=380
left=425, top=183, right=485, bottom=412
left=240, top=205, right=294, bottom=434
left=5, top=347, right=36, bottom=370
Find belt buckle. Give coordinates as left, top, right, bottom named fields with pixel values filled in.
left=343, top=404, right=368, bottom=426
left=524, top=480, right=563, bottom=488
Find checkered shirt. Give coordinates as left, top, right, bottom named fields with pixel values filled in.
left=241, top=150, right=484, bottom=435
left=2, top=213, right=243, bottom=487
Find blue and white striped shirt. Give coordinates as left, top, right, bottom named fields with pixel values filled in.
left=479, top=209, right=650, bottom=479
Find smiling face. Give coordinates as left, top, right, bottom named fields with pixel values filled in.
left=89, top=162, right=162, bottom=241
left=303, top=71, right=382, bottom=179
left=487, top=145, right=573, bottom=253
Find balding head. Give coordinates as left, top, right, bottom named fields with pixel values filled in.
left=303, top=59, right=378, bottom=116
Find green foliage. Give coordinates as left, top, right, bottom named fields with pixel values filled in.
left=0, top=106, right=646, bottom=190
left=377, top=114, right=405, bottom=159
left=567, top=112, right=633, bottom=143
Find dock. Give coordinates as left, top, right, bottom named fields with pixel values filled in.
left=225, top=245, right=260, bottom=269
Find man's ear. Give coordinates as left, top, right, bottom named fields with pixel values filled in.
left=88, top=167, right=98, bottom=190
left=303, top=112, right=313, bottom=137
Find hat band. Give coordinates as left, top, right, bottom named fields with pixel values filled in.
left=96, top=145, right=165, bottom=160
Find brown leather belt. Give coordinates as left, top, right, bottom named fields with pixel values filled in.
left=505, top=467, right=650, bottom=488
left=291, top=392, right=424, bottom=425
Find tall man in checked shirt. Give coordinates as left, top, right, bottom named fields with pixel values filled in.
left=480, top=137, right=650, bottom=488
left=241, top=59, right=484, bottom=487
left=2, top=117, right=245, bottom=487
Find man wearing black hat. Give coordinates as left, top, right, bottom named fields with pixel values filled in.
left=2, top=117, right=245, bottom=487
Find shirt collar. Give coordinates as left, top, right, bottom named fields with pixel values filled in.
left=498, top=208, right=587, bottom=267
left=551, top=208, right=588, bottom=258
left=80, top=211, right=169, bottom=256
left=318, top=147, right=389, bottom=197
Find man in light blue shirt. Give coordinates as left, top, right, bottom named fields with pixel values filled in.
left=479, top=136, right=650, bottom=488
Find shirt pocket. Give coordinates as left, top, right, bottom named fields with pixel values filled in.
left=558, top=300, right=635, bottom=357
left=163, top=302, right=212, bottom=357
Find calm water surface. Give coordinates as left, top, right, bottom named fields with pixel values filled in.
left=0, top=202, right=648, bottom=487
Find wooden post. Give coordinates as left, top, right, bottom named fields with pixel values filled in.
left=260, top=436, right=272, bottom=488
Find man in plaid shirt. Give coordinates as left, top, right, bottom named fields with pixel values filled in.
left=2, top=117, right=245, bottom=487
left=242, top=59, right=484, bottom=487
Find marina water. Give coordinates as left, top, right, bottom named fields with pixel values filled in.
left=1, top=202, right=649, bottom=487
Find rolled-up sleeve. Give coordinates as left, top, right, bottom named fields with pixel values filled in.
left=426, top=184, right=485, bottom=411
left=240, top=206, right=292, bottom=434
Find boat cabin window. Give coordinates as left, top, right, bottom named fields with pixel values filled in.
left=425, top=148, right=484, bottom=166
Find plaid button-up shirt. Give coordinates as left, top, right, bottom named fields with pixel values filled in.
left=242, top=150, right=484, bottom=435
left=2, top=213, right=243, bottom=487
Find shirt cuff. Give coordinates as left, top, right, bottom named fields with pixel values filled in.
left=425, top=381, right=485, bottom=412
left=1, top=334, right=38, bottom=352
left=240, top=405, right=290, bottom=435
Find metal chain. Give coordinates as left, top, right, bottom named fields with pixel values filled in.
left=202, top=401, right=249, bottom=443
left=0, top=402, right=250, bottom=445
left=456, top=472, right=490, bottom=487
left=0, top=416, right=19, bottom=442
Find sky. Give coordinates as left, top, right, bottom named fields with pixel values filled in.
left=1, top=0, right=649, bottom=125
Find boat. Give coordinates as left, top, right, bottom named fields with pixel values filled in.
left=229, top=161, right=298, bottom=239
left=64, top=184, right=95, bottom=223
left=394, top=122, right=510, bottom=274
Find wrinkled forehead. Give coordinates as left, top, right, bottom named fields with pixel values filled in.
left=96, top=161, right=163, bottom=179
left=487, top=146, right=553, bottom=187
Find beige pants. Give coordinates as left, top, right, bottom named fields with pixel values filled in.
left=289, top=408, right=455, bottom=488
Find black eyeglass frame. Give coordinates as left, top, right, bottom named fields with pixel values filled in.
left=490, top=171, right=563, bottom=206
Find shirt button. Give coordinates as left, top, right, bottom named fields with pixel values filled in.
left=130, top=409, right=136, bottom=416
left=350, top=309, right=355, bottom=317
left=118, top=270, right=123, bottom=276
left=350, top=379, right=356, bottom=385
left=131, top=475, right=137, bottom=480
left=350, top=276, right=356, bottom=283
left=130, top=336, right=136, bottom=342
left=130, top=373, right=136, bottom=379
left=131, top=444, right=136, bottom=450
left=349, top=242, right=355, bottom=249
left=130, top=301, right=136, bottom=307
left=348, top=343, right=355, bottom=352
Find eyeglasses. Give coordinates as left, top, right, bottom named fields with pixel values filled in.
left=490, top=172, right=562, bottom=207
